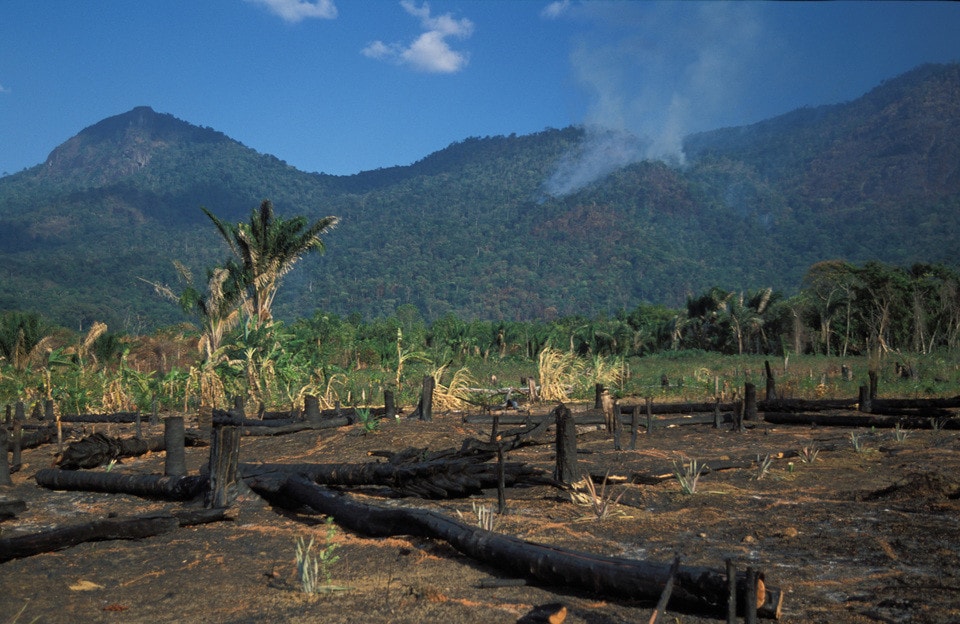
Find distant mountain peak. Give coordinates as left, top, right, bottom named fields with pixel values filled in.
left=42, top=106, right=232, bottom=186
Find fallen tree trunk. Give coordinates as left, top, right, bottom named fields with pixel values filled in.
left=0, top=508, right=230, bottom=563
left=35, top=468, right=208, bottom=500
left=240, top=417, right=349, bottom=436
left=56, top=430, right=207, bottom=470
left=466, top=412, right=735, bottom=429
left=761, top=411, right=960, bottom=429
left=277, top=475, right=782, bottom=620
left=59, top=411, right=141, bottom=423
left=756, top=399, right=858, bottom=413
left=241, top=455, right=551, bottom=499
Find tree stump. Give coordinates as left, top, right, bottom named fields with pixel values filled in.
left=858, top=385, right=872, bottom=413
left=304, top=394, right=322, bottom=425
left=417, top=376, right=435, bottom=422
left=594, top=384, right=605, bottom=409
left=553, top=404, right=577, bottom=485
left=0, top=427, right=12, bottom=486
left=164, top=416, right=187, bottom=477
left=744, top=383, right=757, bottom=421
left=205, top=423, right=241, bottom=508
left=384, top=390, right=396, bottom=419
left=764, top=360, right=776, bottom=401
left=527, top=377, right=539, bottom=403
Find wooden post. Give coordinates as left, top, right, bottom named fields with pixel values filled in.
left=150, top=398, right=159, bottom=426
left=489, top=413, right=500, bottom=444
left=764, top=360, right=776, bottom=401
left=0, top=427, right=12, bottom=486
left=594, top=384, right=604, bottom=409
left=232, top=395, right=246, bottom=419
left=645, top=396, right=654, bottom=436
left=713, top=398, right=722, bottom=429
left=629, top=405, right=640, bottom=450
left=10, top=419, right=22, bottom=471
left=304, top=394, right=321, bottom=425
left=868, top=370, right=878, bottom=400
left=744, top=566, right=758, bottom=624
left=164, top=416, right=187, bottom=477
left=496, top=442, right=506, bottom=514
left=14, top=401, right=25, bottom=422
left=612, top=402, right=623, bottom=451
left=601, top=390, right=615, bottom=433
left=726, top=559, right=737, bottom=624
left=419, top=375, right=434, bottom=422
left=744, top=383, right=757, bottom=421
left=4, top=404, right=9, bottom=425
left=44, top=399, right=54, bottom=422
left=858, top=385, right=872, bottom=413
left=527, top=377, right=539, bottom=403
left=198, top=405, right=213, bottom=433
left=553, top=404, right=577, bottom=485
left=205, top=421, right=241, bottom=508
left=384, top=390, right=396, bottom=419
left=134, top=411, right=143, bottom=439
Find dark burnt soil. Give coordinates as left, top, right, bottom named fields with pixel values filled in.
left=2, top=406, right=960, bottom=624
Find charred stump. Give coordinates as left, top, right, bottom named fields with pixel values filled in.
left=164, top=416, right=187, bottom=477
left=205, top=421, right=241, bottom=508
left=553, top=404, right=577, bottom=485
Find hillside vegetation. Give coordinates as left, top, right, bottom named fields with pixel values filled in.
left=0, top=64, right=958, bottom=331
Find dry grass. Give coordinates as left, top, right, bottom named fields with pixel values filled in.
left=537, top=347, right=582, bottom=402
left=431, top=364, right=476, bottom=411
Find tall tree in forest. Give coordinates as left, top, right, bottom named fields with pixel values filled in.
left=203, top=200, right=339, bottom=327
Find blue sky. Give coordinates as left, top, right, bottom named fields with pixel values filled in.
left=1, top=1, right=959, bottom=178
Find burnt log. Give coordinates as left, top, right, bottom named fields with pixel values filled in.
left=59, top=411, right=141, bottom=423
left=761, top=411, right=960, bottom=429
left=0, top=508, right=230, bottom=563
left=58, top=433, right=155, bottom=469
left=278, top=476, right=782, bottom=619
left=35, top=468, right=207, bottom=500
left=241, top=453, right=550, bottom=499
left=757, top=398, right=859, bottom=413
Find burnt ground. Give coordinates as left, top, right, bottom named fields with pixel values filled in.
left=2, top=405, right=960, bottom=624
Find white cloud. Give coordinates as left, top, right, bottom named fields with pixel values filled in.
left=362, top=1, right=473, bottom=73
left=247, top=0, right=337, bottom=23
left=540, top=1, right=572, bottom=20
left=0, top=83, right=9, bottom=94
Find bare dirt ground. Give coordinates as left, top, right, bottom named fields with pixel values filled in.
left=2, top=404, right=960, bottom=624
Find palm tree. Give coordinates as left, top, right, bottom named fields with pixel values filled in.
left=203, top=200, right=339, bottom=327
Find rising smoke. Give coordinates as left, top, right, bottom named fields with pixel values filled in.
left=542, top=2, right=763, bottom=197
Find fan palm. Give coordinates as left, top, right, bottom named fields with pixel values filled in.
left=203, top=200, right=338, bottom=327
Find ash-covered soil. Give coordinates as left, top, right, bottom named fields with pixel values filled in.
left=2, top=406, right=960, bottom=623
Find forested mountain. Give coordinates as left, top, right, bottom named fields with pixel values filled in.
left=1, top=64, right=958, bottom=332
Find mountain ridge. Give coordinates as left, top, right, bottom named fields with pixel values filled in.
left=1, top=63, right=958, bottom=331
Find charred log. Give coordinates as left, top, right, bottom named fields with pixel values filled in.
left=277, top=476, right=782, bottom=619
left=0, top=508, right=230, bottom=563
left=35, top=468, right=207, bottom=500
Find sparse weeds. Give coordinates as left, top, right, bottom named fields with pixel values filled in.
left=850, top=431, right=865, bottom=453
left=471, top=502, right=497, bottom=531
left=894, top=422, right=910, bottom=442
left=799, top=446, right=819, bottom=464
left=755, top=454, right=773, bottom=480
left=673, top=459, right=707, bottom=495
left=355, top=407, right=379, bottom=435
left=570, top=472, right=626, bottom=520
left=295, top=517, right=344, bottom=594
